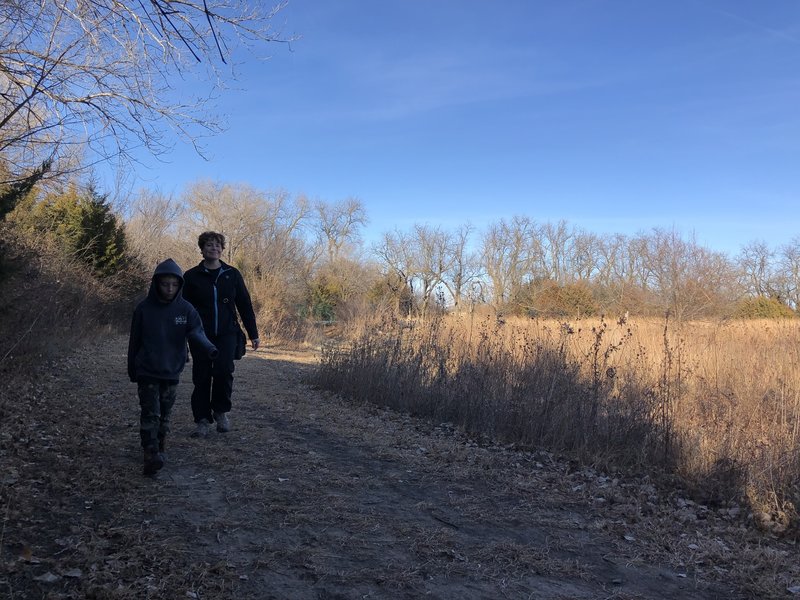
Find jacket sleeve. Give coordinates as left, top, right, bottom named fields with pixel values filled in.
left=234, top=270, right=259, bottom=340
left=127, top=308, right=142, bottom=382
left=186, top=307, right=218, bottom=358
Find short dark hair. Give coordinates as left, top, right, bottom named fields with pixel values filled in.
left=198, top=231, right=225, bottom=250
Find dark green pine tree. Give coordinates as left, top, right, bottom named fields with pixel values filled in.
left=10, top=180, right=130, bottom=278
left=72, top=183, right=129, bottom=278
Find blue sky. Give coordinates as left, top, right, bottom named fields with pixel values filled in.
left=116, top=0, right=800, bottom=255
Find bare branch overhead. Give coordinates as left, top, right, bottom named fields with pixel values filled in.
left=0, top=0, right=293, bottom=183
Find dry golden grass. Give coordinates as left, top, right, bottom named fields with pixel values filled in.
left=317, top=312, right=800, bottom=531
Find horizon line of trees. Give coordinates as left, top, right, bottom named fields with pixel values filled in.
left=372, top=214, right=799, bottom=321
left=7, top=176, right=798, bottom=337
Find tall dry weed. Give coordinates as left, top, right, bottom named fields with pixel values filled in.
left=317, top=312, right=800, bottom=530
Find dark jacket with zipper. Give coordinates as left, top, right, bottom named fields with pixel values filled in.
left=182, top=260, right=259, bottom=340
left=127, top=259, right=218, bottom=383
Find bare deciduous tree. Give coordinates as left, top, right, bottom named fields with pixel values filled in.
left=314, top=197, right=367, bottom=264
left=540, top=220, right=572, bottom=284
left=441, top=223, right=481, bottom=311
left=571, top=230, right=603, bottom=282
left=182, top=180, right=271, bottom=264
left=410, top=223, right=454, bottom=318
left=373, top=229, right=414, bottom=317
left=641, top=229, right=735, bottom=319
left=125, top=188, right=185, bottom=269
left=0, top=1, right=291, bottom=183
left=480, top=216, right=540, bottom=308
left=778, top=238, right=800, bottom=310
left=736, top=240, right=777, bottom=299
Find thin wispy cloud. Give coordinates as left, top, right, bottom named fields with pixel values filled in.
left=712, top=6, right=800, bottom=44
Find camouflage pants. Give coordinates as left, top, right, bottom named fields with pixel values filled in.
left=138, top=380, right=178, bottom=449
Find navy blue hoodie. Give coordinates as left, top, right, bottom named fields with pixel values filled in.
left=127, top=259, right=218, bottom=383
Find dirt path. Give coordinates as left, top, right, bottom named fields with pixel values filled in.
left=0, top=337, right=766, bottom=598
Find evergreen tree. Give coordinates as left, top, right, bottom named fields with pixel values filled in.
left=9, top=181, right=130, bottom=278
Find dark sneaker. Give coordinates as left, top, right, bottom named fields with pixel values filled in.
left=214, top=412, right=230, bottom=433
left=143, top=447, right=164, bottom=475
left=191, top=419, right=210, bottom=438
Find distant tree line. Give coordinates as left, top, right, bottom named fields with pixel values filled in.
left=3, top=174, right=798, bottom=339
left=373, top=215, right=799, bottom=321
left=121, top=182, right=800, bottom=329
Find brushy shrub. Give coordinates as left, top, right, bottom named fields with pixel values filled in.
left=732, top=296, right=796, bottom=319
left=366, top=273, right=414, bottom=317
left=247, top=271, right=308, bottom=343
left=0, top=223, right=140, bottom=378
left=535, top=281, right=598, bottom=317
left=306, top=275, right=340, bottom=322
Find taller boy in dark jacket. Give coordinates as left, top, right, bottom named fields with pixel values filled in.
left=183, top=231, right=259, bottom=437
left=128, top=258, right=218, bottom=475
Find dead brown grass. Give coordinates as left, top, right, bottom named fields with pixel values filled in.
left=0, top=223, right=139, bottom=372
left=316, top=312, right=800, bottom=532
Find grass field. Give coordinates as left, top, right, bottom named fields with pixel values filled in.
left=317, top=312, right=800, bottom=532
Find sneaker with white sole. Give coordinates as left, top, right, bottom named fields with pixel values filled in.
left=191, top=418, right=210, bottom=438
left=214, top=412, right=230, bottom=433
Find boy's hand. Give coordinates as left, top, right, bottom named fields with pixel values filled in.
left=251, top=338, right=260, bottom=350
left=208, top=346, right=219, bottom=359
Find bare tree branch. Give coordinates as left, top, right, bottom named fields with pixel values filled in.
left=0, top=0, right=293, bottom=183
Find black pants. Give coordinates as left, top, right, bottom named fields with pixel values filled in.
left=138, top=380, right=177, bottom=449
left=190, top=332, right=236, bottom=423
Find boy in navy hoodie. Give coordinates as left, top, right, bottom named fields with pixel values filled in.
left=128, top=259, right=218, bottom=475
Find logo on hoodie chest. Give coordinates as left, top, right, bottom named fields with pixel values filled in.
left=175, top=315, right=187, bottom=325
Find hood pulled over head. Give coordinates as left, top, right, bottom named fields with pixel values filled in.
left=148, top=258, right=184, bottom=302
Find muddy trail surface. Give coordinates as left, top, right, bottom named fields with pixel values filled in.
left=0, top=337, right=775, bottom=599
